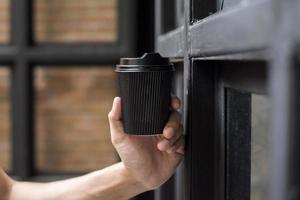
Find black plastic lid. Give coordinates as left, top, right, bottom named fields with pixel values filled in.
left=116, top=53, right=174, bottom=72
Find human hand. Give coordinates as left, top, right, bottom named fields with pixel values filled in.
left=108, top=96, right=184, bottom=190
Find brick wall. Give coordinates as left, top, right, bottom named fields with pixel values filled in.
left=0, top=0, right=118, bottom=172
left=35, top=0, right=117, bottom=43
left=35, top=67, right=117, bottom=172
left=0, top=0, right=9, bottom=42
left=0, top=68, right=10, bottom=171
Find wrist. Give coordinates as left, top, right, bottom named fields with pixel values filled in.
left=0, top=169, right=14, bottom=200
left=119, top=162, right=150, bottom=193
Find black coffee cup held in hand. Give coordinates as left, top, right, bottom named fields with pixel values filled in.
left=115, top=53, right=175, bottom=136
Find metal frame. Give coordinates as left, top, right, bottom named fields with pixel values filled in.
left=1, top=0, right=138, bottom=180
left=155, top=0, right=300, bottom=200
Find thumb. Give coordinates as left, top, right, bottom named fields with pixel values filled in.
left=108, top=97, right=122, bottom=121
left=108, top=97, right=126, bottom=143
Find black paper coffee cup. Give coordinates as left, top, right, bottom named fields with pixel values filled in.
left=115, top=53, right=175, bottom=135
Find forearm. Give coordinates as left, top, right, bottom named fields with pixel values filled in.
left=0, top=169, right=13, bottom=200
left=9, top=163, right=148, bottom=200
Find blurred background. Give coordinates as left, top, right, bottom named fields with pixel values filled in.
left=0, top=0, right=154, bottom=178
left=0, top=0, right=118, bottom=173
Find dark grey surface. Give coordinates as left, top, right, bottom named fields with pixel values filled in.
left=155, top=0, right=300, bottom=199
left=185, top=61, right=216, bottom=200
left=220, top=61, right=267, bottom=94
left=191, top=0, right=217, bottom=22
left=190, top=0, right=273, bottom=57
left=268, top=1, right=300, bottom=200
left=157, top=27, right=185, bottom=58
left=157, top=0, right=274, bottom=59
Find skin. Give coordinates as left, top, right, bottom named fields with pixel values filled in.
left=0, top=96, right=184, bottom=200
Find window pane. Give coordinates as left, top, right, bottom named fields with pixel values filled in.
left=251, top=94, right=269, bottom=200
left=0, top=0, right=10, bottom=43
left=35, top=67, right=118, bottom=173
left=35, top=0, right=118, bottom=43
left=192, top=0, right=217, bottom=22
left=0, top=68, right=11, bottom=171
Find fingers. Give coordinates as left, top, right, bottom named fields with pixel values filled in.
left=157, top=119, right=185, bottom=155
left=158, top=125, right=184, bottom=151
left=108, top=97, right=126, bottom=145
left=163, top=111, right=182, bottom=138
left=158, top=125, right=182, bottom=149
left=171, top=96, right=181, bottom=110
left=157, top=96, right=184, bottom=154
left=167, top=135, right=185, bottom=154
left=176, top=144, right=185, bottom=155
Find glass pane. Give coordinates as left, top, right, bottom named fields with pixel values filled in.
left=0, top=68, right=11, bottom=171
left=251, top=94, right=269, bottom=200
left=0, top=0, right=10, bottom=43
left=35, top=0, right=118, bottom=43
left=192, top=0, right=217, bottom=22
left=35, top=67, right=118, bottom=173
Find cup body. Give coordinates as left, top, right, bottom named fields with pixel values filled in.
left=116, top=53, right=174, bottom=135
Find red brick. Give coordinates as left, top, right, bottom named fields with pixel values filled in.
left=0, top=0, right=119, bottom=172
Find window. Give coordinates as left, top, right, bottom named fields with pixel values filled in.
left=34, top=0, right=118, bottom=43
left=155, top=0, right=299, bottom=199
left=0, top=0, right=136, bottom=180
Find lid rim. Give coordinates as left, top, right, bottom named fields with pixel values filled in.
left=116, top=64, right=173, bottom=67
left=115, top=70, right=175, bottom=72
left=115, top=68, right=175, bottom=72
left=120, top=53, right=170, bottom=66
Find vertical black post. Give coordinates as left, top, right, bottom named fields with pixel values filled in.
left=11, top=0, right=34, bottom=179
left=118, top=0, right=137, bottom=57
left=268, top=44, right=300, bottom=200
left=289, top=53, right=300, bottom=200
left=269, top=0, right=300, bottom=199
left=136, top=0, right=154, bottom=56
left=185, top=61, right=215, bottom=200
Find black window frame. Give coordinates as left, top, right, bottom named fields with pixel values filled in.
left=0, top=0, right=139, bottom=180
left=155, top=0, right=300, bottom=200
